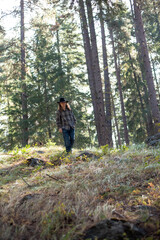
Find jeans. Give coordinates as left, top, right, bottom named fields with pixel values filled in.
left=62, top=127, right=75, bottom=153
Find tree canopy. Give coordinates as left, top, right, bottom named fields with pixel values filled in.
left=0, top=0, right=160, bottom=150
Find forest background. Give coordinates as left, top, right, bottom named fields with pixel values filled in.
left=0, top=0, right=160, bottom=150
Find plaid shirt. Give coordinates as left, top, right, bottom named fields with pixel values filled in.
left=56, top=109, right=76, bottom=130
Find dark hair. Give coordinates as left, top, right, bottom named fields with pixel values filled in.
left=58, top=103, right=71, bottom=111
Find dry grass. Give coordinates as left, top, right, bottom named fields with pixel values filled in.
left=0, top=144, right=160, bottom=239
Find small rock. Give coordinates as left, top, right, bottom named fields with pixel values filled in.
left=114, top=157, right=120, bottom=161
left=17, top=194, right=40, bottom=207
left=76, top=219, right=145, bottom=240
left=36, top=151, right=45, bottom=154
left=26, top=158, right=45, bottom=167
left=76, top=152, right=98, bottom=161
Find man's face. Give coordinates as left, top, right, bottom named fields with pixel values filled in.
left=60, top=102, right=67, bottom=110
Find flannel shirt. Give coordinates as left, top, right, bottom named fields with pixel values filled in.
left=56, top=109, right=76, bottom=130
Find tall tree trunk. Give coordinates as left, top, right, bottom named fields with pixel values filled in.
left=150, top=56, right=160, bottom=102
left=113, top=122, right=118, bottom=148
left=56, top=29, right=62, bottom=70
left=79, top=0, right=100, bottom=142
left=36, top=59, right=51, bottom=139
left=141, top=76, right=155, bottom=136
left=129, top=0, right=134, bottom=15
left=129, top=0, right=155, bottom=136
left=128, top=52, right=153, bottom=136
left=99, top=4, right=113, bottom=147
left=20, top=0, right=28, bottom=146
left=109, top=28, right=129, bottom=145
left=44, top=76, right=52, bottom=139
left=56, top=28, right=66, bottom=97
left=79, top=0, right=108, bottom=146
left=37, top=72, right=43, bottom=131
left=5, top=80, right=13, bottom=147
left=85, top=0, right=109, bottom=146
left=133, top=0, right=160, bottom=132
left=111, top=93, right=121, bottom=147
left=152, top=0, right=160, bottom=39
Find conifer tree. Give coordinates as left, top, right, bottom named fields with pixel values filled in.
left=99, top=2, right=113, bottom=147
left=133, top=0, right=160, bottom=133
left=79, top=0, right=109, bottom=146
left=20, top=0, right=28, bottom=146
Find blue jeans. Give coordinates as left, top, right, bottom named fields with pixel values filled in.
left=62, top=127, right=75, bottom=153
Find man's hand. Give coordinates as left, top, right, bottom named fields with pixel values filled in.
left=59, top=128, right=62, bottom=133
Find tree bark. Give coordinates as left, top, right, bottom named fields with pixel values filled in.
left=133, top=0, right=160, bottom=132
left=85, top=0, right=109, bottom=146
left=152, top=0, right=160, bottom=39
left=5, top=80, right=14, bottom=148
left=141, top=76, right=155, bottom=136
left=150, top=56, right=160, bottom=102
left=129, top=0, right=155, bottom=136
left=79, top=0, right=108, bottom=146
left=44, top=74, right=52, bottom=139
left=79, top=0, right=100, bottom=142
left=128, top=52, right=154, bottom=136
left=99, top=4, right=113, bottom=147
left=109, top=28, right=130, bottom=145
left=20, top=0, right=28, bottom=146
left=56, top=29, right=62, bottom=70
left=111, top=93, right=121, bottom=147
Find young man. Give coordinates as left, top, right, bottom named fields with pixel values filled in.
left=56, top=98, right=76, bottom=153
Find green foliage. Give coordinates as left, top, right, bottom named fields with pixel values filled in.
left=100, top=144, right=129, bottom=156
left=101, top=144, right=110, bottom=156
left=41, top=202, right=76, bottom=240
left=0, top=144, right=160, bottom=239
left=45, top=140, right=56, bottom=147
left=0, top=4, right=95, bottom=150
left=1, top=0, right=160, bottom=149
left=50, top=151, right=75, bottom=166
left=50, top=152, right=63, bottom=166
left=11, top=146, right=19, bottom=156
left=20, top=145, right=31, bottom=154
left=120, top=144, right=129, bottom=152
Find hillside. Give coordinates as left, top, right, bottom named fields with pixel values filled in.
left=0, top=143, right=160, bottom=240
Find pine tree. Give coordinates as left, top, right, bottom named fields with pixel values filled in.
left=20, top=0, right=28, bottom=146
left=78, top=0, right=109, bottom=146
left=133, top=0, right=160, bottom=133
left=99, top=2, right=113, bottom=147
left=27, top=6, right=93, bottom=147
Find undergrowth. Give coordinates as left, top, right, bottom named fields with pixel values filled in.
left=0, top=143, right=160, bottom=239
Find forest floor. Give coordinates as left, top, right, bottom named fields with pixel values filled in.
left=0, top=143, right=160, bottom=240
